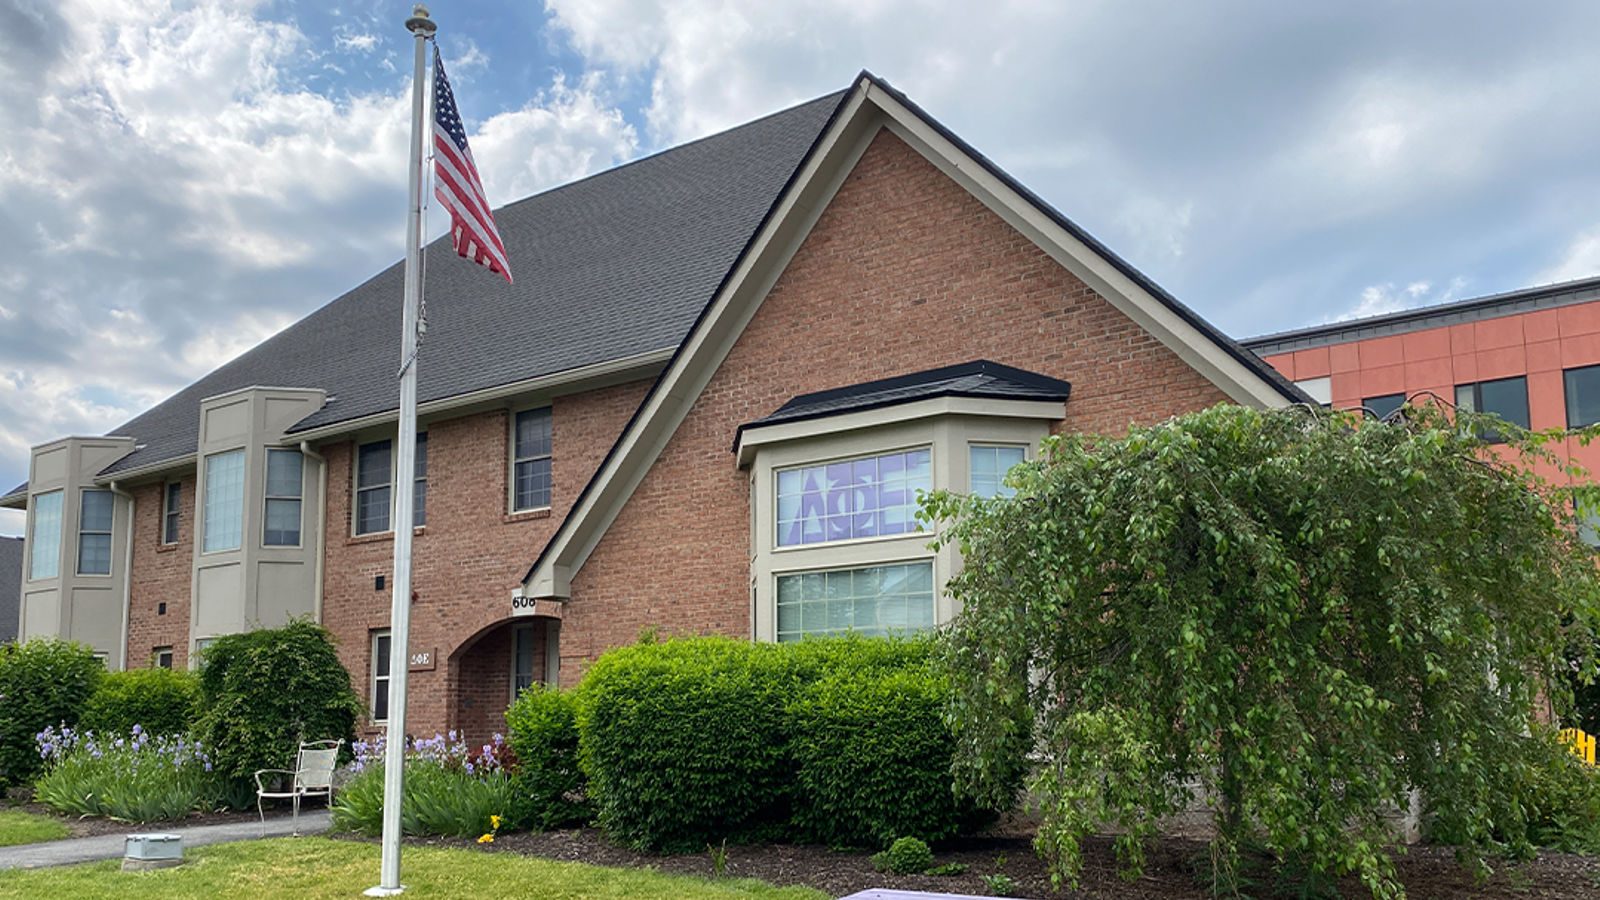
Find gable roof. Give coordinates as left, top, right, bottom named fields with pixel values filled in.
left=521, top=71, right=1308, bottom=600
left=5, top=90, right=848, bottom=497
left=739, top=360, right=1072, bottom=437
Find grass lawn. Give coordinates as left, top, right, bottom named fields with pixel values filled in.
left=0, top=837, right=828, bottom=899
left=0, top=810, right=69, bottom=848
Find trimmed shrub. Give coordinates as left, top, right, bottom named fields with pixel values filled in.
left=577, top=637, right=798, bottom=851
left=871, top=836, right=934, bottom=874
left=193, top=620, right=361, bottom=791
left=575, top=632, right=984, bottom=852
left=504, top=685, right=590, bottom=829
left=0, top=639, right=104, bottom=789
left=790, top=664, right=972, bottom=847
left=81, top=667, right=199, bottom=737
left=33, top=724, right=224, bottom=822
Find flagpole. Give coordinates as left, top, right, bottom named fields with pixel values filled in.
left=367, top=4, right=434, bottom=896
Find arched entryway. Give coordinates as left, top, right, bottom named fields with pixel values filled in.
left=446, top=615, right=559, bottom=742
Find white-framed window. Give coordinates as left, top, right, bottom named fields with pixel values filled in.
left=162, top=482, right=181, bottom=545
left=192, top=637, right=217, bottom=670
left=203, top=449, right=245, bottom=552
left=371, top=629, right=392, bottom=722
left=28, top=490, right=63, bottom=580
left=969, top=444, right=1026, bottom=499
left=776, top=448, right=931, bottom=547
left=512, top=623, right=538, bottom=698
left=355, top=436, right=426, bottom=535
left=154, top=647, right=174, bottom=669
left=263, top=449, right=303, bottom=546
left=776, top=561, right=935, bottom=642
left=513, top=408, right=552, bottom=511
left=77, top=489, right=114, bottom=575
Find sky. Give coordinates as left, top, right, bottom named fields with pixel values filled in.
left=4, top=0, right=1600, bottom=535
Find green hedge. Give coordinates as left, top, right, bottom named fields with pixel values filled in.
left=790, top=665, right=973, bottom=847
left=504, top=686, right=590, bottom=830
left=81, top=667, right=199, bottom=737
left=573, top=633, right=984, bottom=851
left=193, top=620, right=362, bottom=788
left=0, top=639, right=104, bottom=789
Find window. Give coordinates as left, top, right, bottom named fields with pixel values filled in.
left=77, top=490, right=114, bottom=575
left=1363, top=393, right=1406, bottom=421
left=371, top=630, right=392, bottom=722
left=1566, top=365, right=1600, bottom=428
left=1295, top=376, right=1332, bottom=406
left=512, top=623, right=537, bottom=697
left=413, top=433, right=428, bottom=527
left=970, top=445, right=1026, bottom=498
left=162, top=482, right=181, bottom=545
left=355, top=437, right=426, bottom=534
left=154, top=647, right=174, bottom=669
left=193, top=638, right=217, bottom=670
left=1456, top=377, right=1530, bottom=442
left=513, top=408, right=553, bottom=511
left=356, top=440, right=391, bottom=535
left=28, top=490, right=62, bottom=580
left=776, top=562, right=935, bottom=642
left=203, top=449, right=245, bottom=552
left=263, top=449, right=303, bottom=546
left=776, top=448, right=931, bottom=547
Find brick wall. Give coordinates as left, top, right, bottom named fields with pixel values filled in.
left=125, top=476, right=194, bottom=669
left=558, top=128, right=1232, bottom=682
left=318, top=377, right=650, bottom=740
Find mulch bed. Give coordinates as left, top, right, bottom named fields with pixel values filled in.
left=333, top=821, right=1600, bottom=899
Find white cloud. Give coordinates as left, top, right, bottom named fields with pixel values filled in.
left=1336, top=278, right=1468, bottom=323
left=469, top=74, right=639, bottom=205
left=1540, top=225, right=1600, bottom=285
left=335, top=31, right=378, bottom=53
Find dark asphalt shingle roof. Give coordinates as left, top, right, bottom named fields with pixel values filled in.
left=0, top=536, right=21, bottom=644
left=76, top=90, right=848, bottom=480
left=737, top=360, right=1071, bottom=445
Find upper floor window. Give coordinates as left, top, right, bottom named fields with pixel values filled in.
left=776, top=448, right=930, bottom=547
left=202, top=449, right=245, bottom=553
left=77, top=489, right=114, bottom=575
left=263, top=449, right=303, bottom=546
left=1456, top=377, right=1529, bottom=443
left=28, top=490, right=62, bottom=580
left=355, top=436, right=426, bottom=535
left=1363, top=393, right=1406, bottom=421
left=1566, top=365, right=1600, bottom=429
left=969, top=445, right=1025, bottom=498
left=513, top=408, right=552, bottom=511
left=162, top=482, right=181, bottom=545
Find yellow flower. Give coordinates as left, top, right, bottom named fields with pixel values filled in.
left=477, top=833, right=495, bottom=843
left=490, top=815, right=502, bottom=829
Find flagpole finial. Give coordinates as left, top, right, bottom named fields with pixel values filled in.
left=405, top=4, right=436, bottom=36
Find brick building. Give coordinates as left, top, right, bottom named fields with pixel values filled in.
left=1243, top=276, right=1600, bottom=504
left=6, top=73, right=1305, bottom=740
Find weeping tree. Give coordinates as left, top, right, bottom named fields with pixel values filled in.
left=924, top=402, right=1600, bottom=898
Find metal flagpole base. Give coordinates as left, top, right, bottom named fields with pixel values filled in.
left=363, top=886, right=406, bottom=896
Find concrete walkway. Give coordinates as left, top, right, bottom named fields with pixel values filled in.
left=0, top=809, right=331, bottom=870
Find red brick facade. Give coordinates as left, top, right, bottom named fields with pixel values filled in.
left=559, top=129, right=1231, bottom=684
left=126, top=476, right=194, bottom=669
left=116, top=128, right=1248, bottom=739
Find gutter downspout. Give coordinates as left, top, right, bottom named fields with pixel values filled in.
left=109, top=481, right=135, bottom=672
left=300, top=442, right=327, bottom=623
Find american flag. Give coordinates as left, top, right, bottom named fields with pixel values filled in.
left=432, top=47, right=512, bottom=284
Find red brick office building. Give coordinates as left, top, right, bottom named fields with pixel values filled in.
left=7, top=73, right=1304, bottom=741
left=1243, top=277, right=1600, bottom=500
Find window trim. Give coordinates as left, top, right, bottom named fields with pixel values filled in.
left=371, top=629, right=392, bottom=724
left=154, top=647, right=174, bottom=670
left=76, top=488, right=115, bottom=577
left=28, top=489, right=63, bottom=581
left=161, top=481, right=181, bottom=546
left=263, top=448, right=304, bottom=548
left=353, top=435, right=427, bottom=536
left=201, top=448, right=246, bottom=554
left=968, top=442, right=1028, bottom=499
left=510, top=407, right=553, bottom=513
